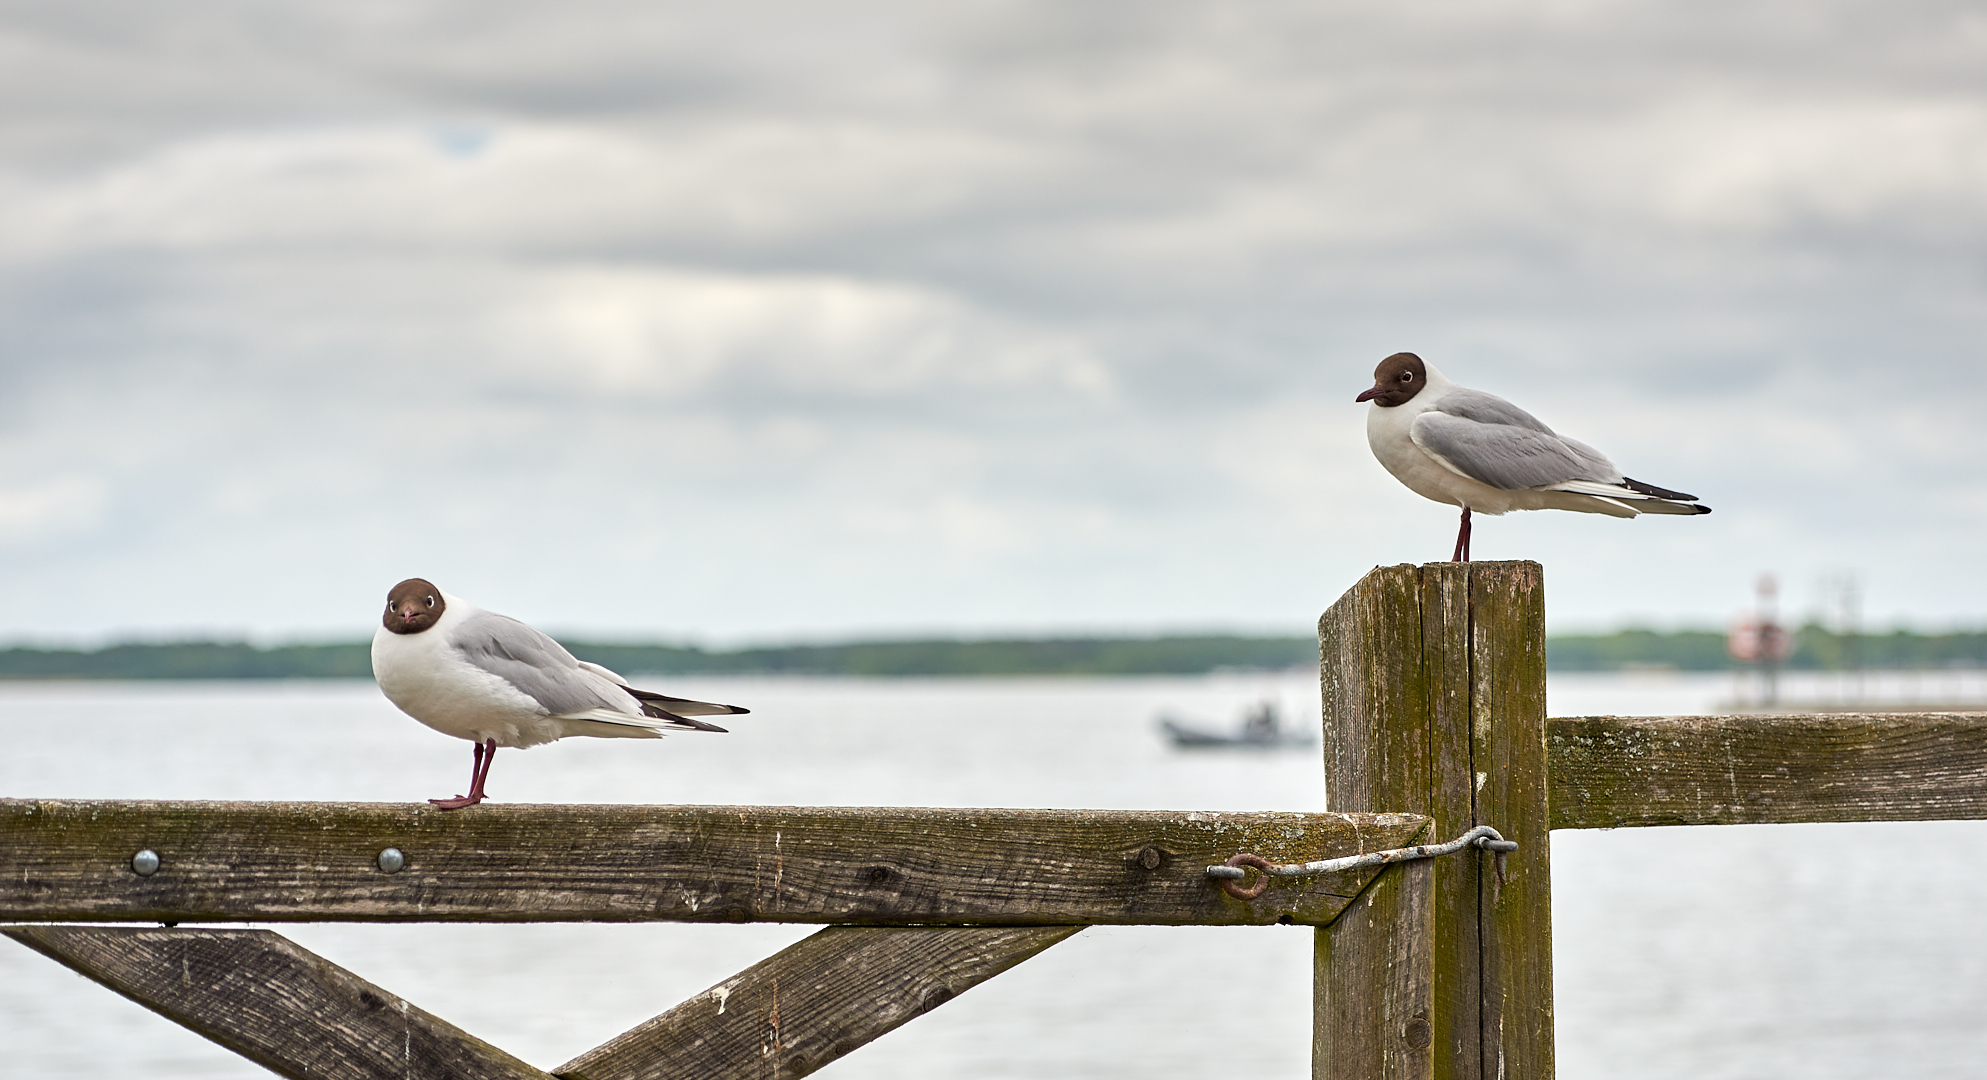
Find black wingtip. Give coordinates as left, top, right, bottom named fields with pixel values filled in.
left=1622, top=477, right=1700, bottom=502
left=625, top=686, right=750, bottom=715
left=1693, top=504, right=1712, bottom=515
left=653, top=709, right=730, bottom=732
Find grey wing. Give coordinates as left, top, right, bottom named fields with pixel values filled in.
left=1410, top=410, right=1622, bottom=491
left=451, top=612, right=633, bottom=716
left=1430, top=388, right=1558, bottom=434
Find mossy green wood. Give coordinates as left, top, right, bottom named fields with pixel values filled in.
left=0, top=801, right=1425, bottom=927
left=1548, top=712, right=1987, bottom=829
left=1317, top=562, right=1553, bottom=1080
left=1468, top=564, right=1554, bottom=1077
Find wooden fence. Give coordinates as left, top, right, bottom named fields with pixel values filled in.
left=5, top=559, right=1984, bottom=1079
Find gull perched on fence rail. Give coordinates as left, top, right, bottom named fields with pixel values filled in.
left=1357, top=352, right=1710, bottom=561
left=372, top=578, right=747, bottom=808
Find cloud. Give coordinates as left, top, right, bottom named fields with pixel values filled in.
left=0, top=120, right=1044, bottom=254
left=0, top=0, right=1983, bottom=639
left=511, top=265, right=1112, bottom=402
left=0, top=474, right=106, bottom=546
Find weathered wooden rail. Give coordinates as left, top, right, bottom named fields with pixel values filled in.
left=0, top=800, right=1430, bottom=1079
left=6, top=559, right=1985, bottom=1079
left=0, top=802, right=1425, bottom=926
left=1549, top=711, right=1987, bottom=828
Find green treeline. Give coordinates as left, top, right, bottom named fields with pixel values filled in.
left=0, top=626, right=1981, bottom=680
left=0, top=641, right=377, bottom=679
left=573, top=636, right=1318, bottom=677
left=1546, top=625, right=1987, bottom=671
left=0, top=635, right=1318, bottom=680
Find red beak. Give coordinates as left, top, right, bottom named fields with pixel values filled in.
left=1356, top=387, right=1380, bottom=402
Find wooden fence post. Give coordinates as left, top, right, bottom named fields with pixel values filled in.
left=1316, top=561, right=1553, bottom=1080
left=1313, top=858, right=1433, bottom=1080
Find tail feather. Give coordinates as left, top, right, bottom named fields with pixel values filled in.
left=574, top=660, right=750, bottom=717
left=554, top=707, right=729, bottom=735
left=1548, top=478, right=1712, bottom=515
left=623, top=685, right=750, bottom=718
left=1636, top=499, right=1713, bottom=516
left=644, top=708, right=731, bottom=732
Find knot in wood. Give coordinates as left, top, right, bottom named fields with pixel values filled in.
left=1135, top=845, right=1165, bottom=870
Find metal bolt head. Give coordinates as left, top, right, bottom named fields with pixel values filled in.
left=131, top=850, right=161, bottom=876
left=376, top=848, right=405, bottom=874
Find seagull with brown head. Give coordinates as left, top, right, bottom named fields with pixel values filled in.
left=1357, top=352, right=1709, bottom=561
left=372, top=578, right=746, bottom=808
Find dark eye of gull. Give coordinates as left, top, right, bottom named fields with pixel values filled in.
left=425, top=595, right=435, bottom=606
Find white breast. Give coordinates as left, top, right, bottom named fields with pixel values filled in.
left=1365, top=390, right=1521, bottom=516
left=371, top=609, right=566, bottom=748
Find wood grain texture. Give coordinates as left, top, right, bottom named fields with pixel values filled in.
left=0, top=801, right=1426, bottom=926
left=1320, top=564, right=1462, bottom=1080
left=1549, top=712, right=1987, bottom=829
left=1317, top=561, right=1554, bottom=1080
left=1421, top=563, right=1482, bottom=1075
left=1320, top=563, right=1427, bottom=819
left=3, top=926, right=549, bottom=1080
left=1468, top=562, right=1554, bottom=1080
left=1314, top=859, right=1433, bottom=1080
left=558, top=925, right=1081, bottom=1080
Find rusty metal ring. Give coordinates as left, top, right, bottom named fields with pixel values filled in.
left=1218, top=853, right=1276, bottom=901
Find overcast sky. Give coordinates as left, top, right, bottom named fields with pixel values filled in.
left=1, top=0, right=1983, bottom=644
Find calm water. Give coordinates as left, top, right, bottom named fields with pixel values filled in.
left=2, top=672, right=1983, bottom=1079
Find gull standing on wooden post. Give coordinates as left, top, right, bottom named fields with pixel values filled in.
left=1357, top=352, right=1710, bottom=561
left=372, top=578, right=748, bottom=809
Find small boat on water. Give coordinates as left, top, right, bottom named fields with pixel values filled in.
left=1157, top=700, right=1315, bottom=750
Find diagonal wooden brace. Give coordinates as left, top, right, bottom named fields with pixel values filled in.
left=558, top=924, right=1083, bottom=1080
left=4, top=923, right=1083, bottom=1080
left=3, top=925, right=551, bottom=1080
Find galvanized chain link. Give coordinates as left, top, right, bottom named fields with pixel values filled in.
left=1207, top=824, right=1518, bottom=901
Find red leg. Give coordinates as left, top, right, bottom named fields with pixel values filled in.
left=470, top=739, right=496, bottom=800
left=1450, top=506, right=1473, bottom=562
left=430, top=739, right=494, bottom=810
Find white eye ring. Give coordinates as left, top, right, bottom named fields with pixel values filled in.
left=426, top=596, right=436, bottom=606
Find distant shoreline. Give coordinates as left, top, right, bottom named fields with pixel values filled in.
left=0, top=627, right=1981, bottom=679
